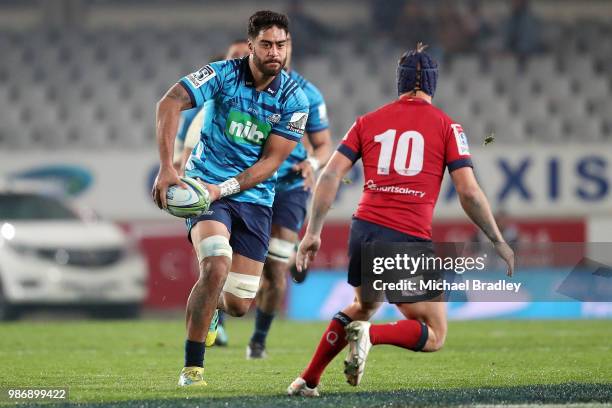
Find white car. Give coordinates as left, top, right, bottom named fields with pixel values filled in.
left=0, top=187, right=147, bottom=320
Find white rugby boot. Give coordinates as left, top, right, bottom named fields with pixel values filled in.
left=344, top=321, right=372, bottom=386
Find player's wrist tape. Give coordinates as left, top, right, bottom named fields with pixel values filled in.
left=306, top=157, right=320, bottom=172
left=219, top=177, right=240, bottom=198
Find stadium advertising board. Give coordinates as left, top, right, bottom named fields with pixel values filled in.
left=0, top=145, right=610, bottom=220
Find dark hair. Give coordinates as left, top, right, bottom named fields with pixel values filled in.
left=247, top=10, right=289, bottom=39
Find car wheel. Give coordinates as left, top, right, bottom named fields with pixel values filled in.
left=0, top=281, right=21, bottom=321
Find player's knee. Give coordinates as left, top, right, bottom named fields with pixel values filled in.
left=424, top=338, right=445, bottom=352
left=224, top=298, right=251, bottom=317
left=267, top=238, right=294, bottom=264
left=422, top=327, right=446, bottom=352
left=222, top=272, right=260, bottom=315
left=196, top=235, right=232, bottom=264
left=200, top=257, right=230, bottom=287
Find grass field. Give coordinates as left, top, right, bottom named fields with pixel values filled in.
left=0, top=319, right=610, bottom=407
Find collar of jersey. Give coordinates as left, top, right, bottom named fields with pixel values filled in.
left=242, top=57, right=282, bottom=96
left=399, top=96, right=430, bottom=104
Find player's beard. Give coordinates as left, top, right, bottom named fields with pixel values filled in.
left=253, top=53, right=285, bottom=77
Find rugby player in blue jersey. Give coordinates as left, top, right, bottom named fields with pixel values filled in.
left=152, top=10, right=309, bottom=386
left=175, top=40, right=250, bottom=176
left=175, top=40, right=250, bottom=348
left=247, top=32, right=333, bottom=359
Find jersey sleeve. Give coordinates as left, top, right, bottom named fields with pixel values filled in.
left=337, top=118, right=362, bottom=163
left=445, top=121, right=473, bottom=172
left=305, top=85, right=329, bottom=133
left=179, top=60, right=227, bottom=109
left=273, top=87, right=309, bottom=142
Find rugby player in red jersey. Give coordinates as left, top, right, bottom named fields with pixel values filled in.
left=287, top=44, right=515, bottom=397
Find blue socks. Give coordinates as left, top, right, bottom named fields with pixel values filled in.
left=184, top=339, right=205, bottom=367
left=250, top=308, right=275, bottom=345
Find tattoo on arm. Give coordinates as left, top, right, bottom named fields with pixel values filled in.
left=235, top=170, right=253, bottom=187
left=156, top=84, right=189, bottom=168
left=165, top=84, right=192, bottom=110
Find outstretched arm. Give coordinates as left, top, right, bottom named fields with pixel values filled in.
left=296, top=151, right=354, bottom=271
left=450, top=167, right=515, bottom=276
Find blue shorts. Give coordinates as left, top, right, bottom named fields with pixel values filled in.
left=271, top=188, right=310, bottom=233
left=348, top=217, right=432, bottom=288
left=186, top=198, right=272, bottom=263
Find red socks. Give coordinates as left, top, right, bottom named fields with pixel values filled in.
left=301, top=312, right=352, bottom=388
left=301, top=316, right=429, bottom=388
left=369, top=320, right=429, bottom=351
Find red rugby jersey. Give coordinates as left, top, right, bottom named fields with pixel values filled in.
left=338, top=97, right=473, bottom=239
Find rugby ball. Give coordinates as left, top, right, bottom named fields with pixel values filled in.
left=165, top=177, right=211, bottom=218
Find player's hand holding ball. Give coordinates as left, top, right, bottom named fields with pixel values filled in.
left=152, top=166, right=188, bottom=210
left=195, top=181, right=220, bottom=203
left=152, top=167, right=211, bottom=218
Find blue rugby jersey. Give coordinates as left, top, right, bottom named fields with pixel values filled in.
left=276, top=69, right=329, bottom=193
left=179, top=57, right=309, bottom=207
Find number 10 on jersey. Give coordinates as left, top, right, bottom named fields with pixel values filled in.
left=374, top=130, right=424, bottom=176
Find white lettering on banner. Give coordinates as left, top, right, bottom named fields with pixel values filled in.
left=0, top=147, right=608, bottom=220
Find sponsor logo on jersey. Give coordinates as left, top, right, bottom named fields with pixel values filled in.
left=187, top=65, right=216, bottom=89
left=451, top=124, right=470, bottom=156
left=225, top=109, right=272, bottom=145
left=268, top=113, right=281, bottom=124
left=365, top=179, right=426, bottom=198
left=287, top=112, right=308, bottom=135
